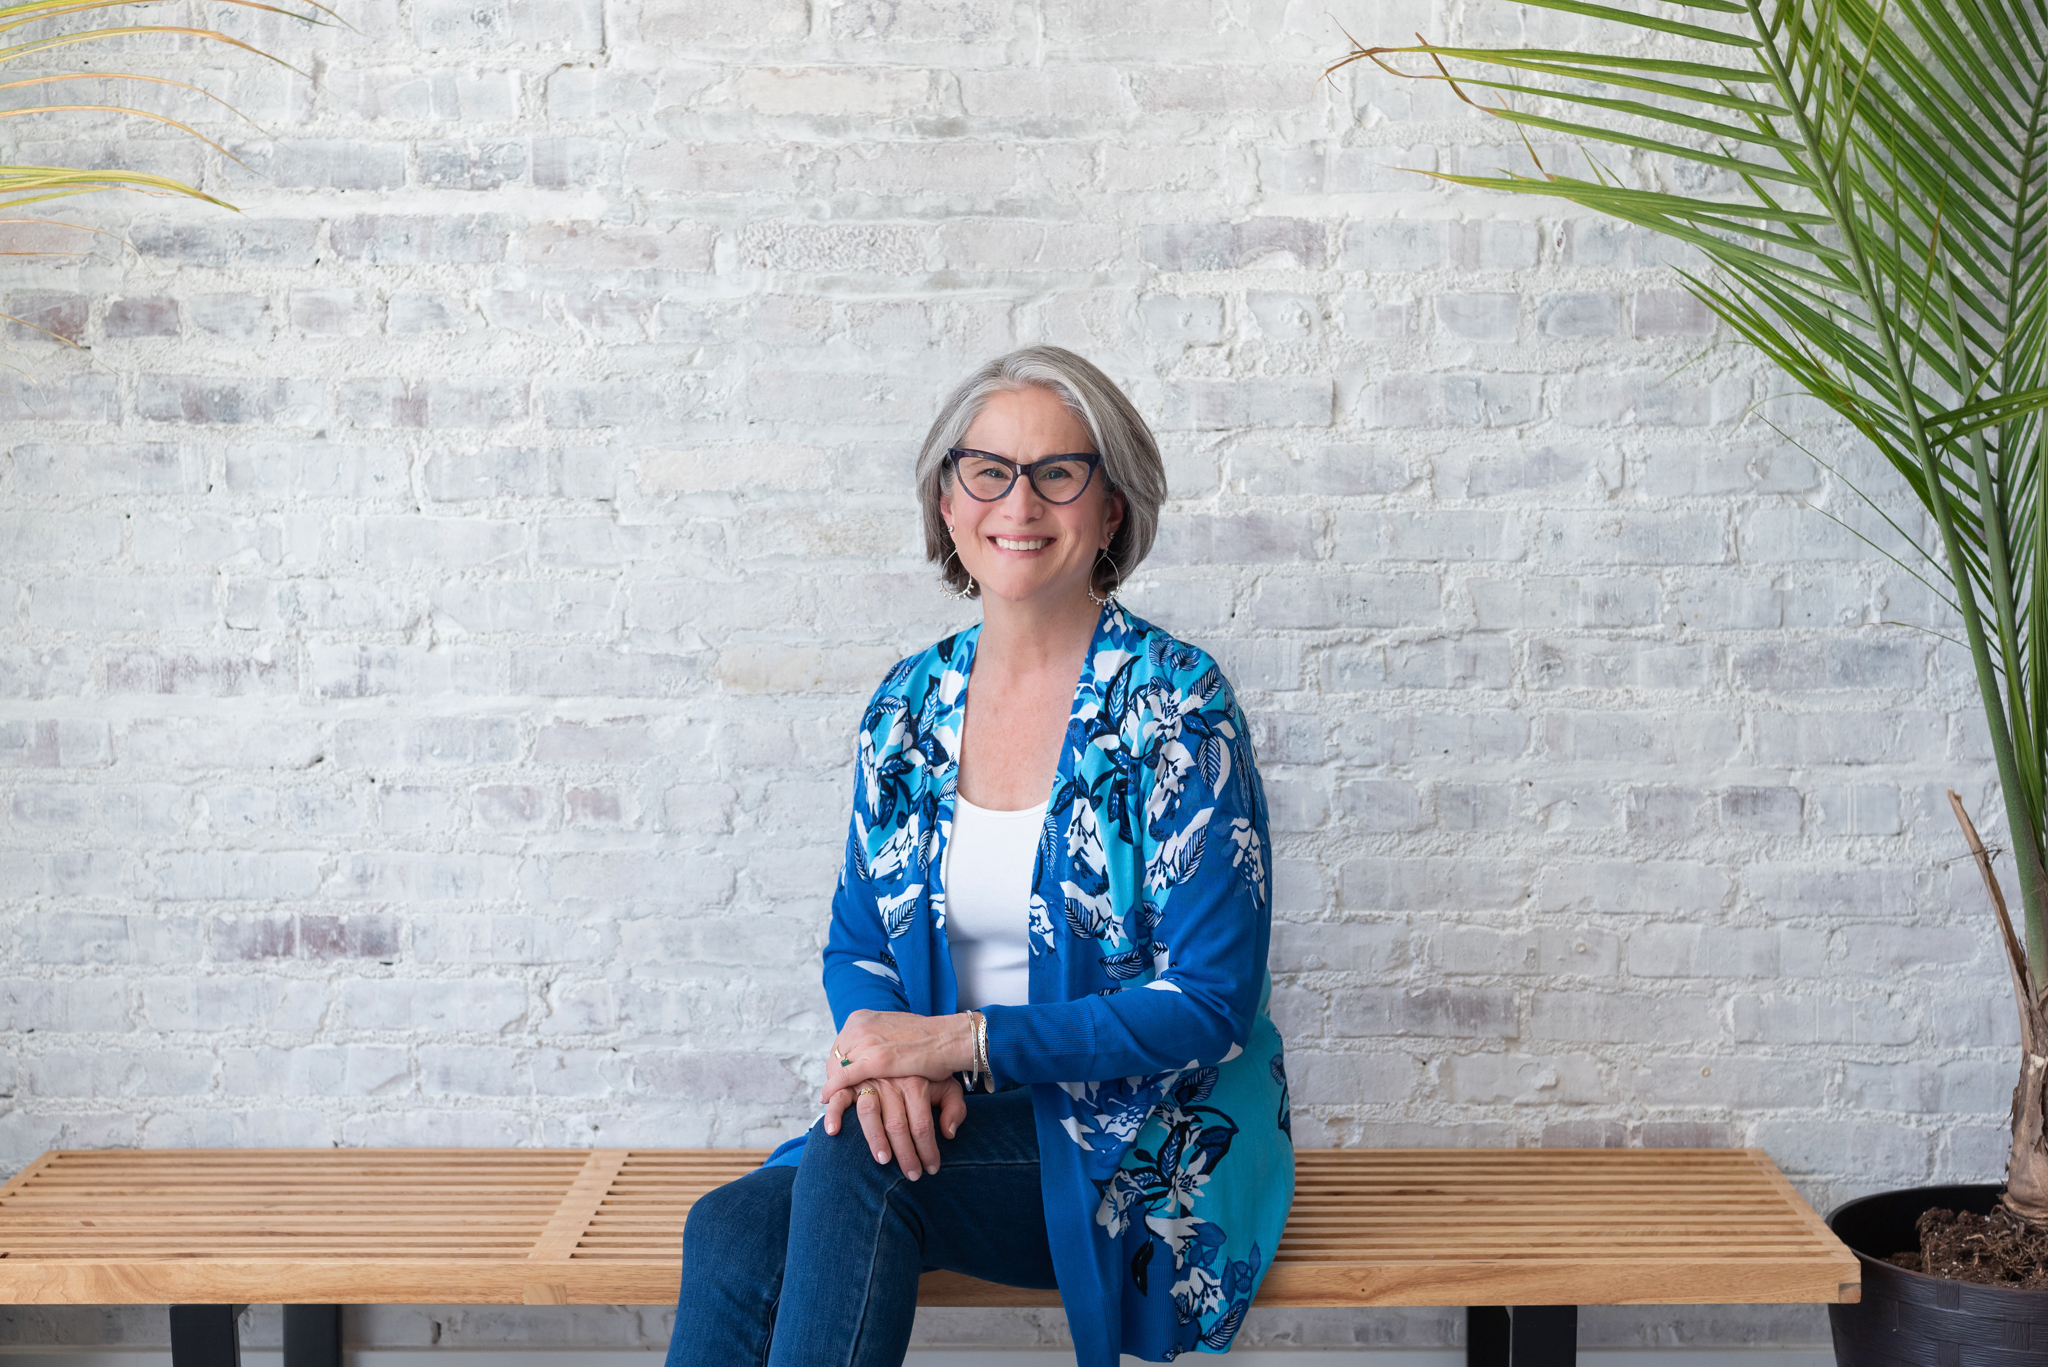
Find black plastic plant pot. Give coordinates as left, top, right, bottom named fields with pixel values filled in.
left=1827, top=1183, right=2048, bottom=1364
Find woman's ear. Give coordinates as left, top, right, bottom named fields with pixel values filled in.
left=1102, top=488, right=1127, bottom=547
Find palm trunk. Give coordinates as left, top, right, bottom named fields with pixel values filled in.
left=1950, top=792, right=2048, bottom=1227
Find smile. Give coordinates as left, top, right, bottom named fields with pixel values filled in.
left=993, top=537, right=1051, bottom=551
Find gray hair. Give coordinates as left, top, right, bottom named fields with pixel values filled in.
left=916, top=346, right=1166, bottom=599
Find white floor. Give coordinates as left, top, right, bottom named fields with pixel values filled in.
left=0, top=1353, right=1840, bottom=1365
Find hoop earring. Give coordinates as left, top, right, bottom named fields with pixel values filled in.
left=942, top=544, right=978, bottom=601
left=1087, top=548, right=1121, bottom=607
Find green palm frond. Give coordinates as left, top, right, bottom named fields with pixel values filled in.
left=1337, top=0, right=2048, bottom=981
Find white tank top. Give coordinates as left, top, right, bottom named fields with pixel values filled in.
left=941, top=794, right=1045, bottom=1009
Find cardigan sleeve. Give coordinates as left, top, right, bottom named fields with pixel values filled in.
left=819, top=698, right=915, bottom=1031
left=984, top=676, right=1271, bottom=1085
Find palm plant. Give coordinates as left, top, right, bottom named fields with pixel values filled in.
left=1334, top=0, right=2048, bottom=1224
left=0, top=0, right=326, bottom=340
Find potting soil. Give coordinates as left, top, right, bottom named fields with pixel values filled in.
left=1886, top=1205, right=2048, bottom=1289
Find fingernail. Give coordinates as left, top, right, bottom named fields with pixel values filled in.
left=875, top=1150, right=889, bottom=1162
left=906, top=1170, right=920, bottom=1181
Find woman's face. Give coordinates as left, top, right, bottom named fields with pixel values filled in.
left=940, top=385, right=1125, bottom=610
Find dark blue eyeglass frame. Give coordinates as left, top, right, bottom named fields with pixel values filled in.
left=945, top=448, right=1103, bottom=504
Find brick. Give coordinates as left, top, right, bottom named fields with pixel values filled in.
left=338, top=377, right=527, bottom=429
left=1440, top=1053, right=1608, bottom=1105
left=1635, top=288, right=1717, bottom=337
left=1537, top=860, right=1731, bottom=914
left=104, top=296, right=179, bottom=338
left=291, top=289, right=374, bottom=336
left=958, top=66, right=1127, bottom=121
left=1451, top=221, right=1539, bottom=269
left=516, top=221, right=714, bottom=270
left=1151, top=511, right=1316, bottom=565
left=325, top=66, right=521, bottom=122
left=135, top=376, right=324, bottom=427
left=387, top=292, right=467, bottom=335
left=1254, top=572, right=1440, bottom=629
left=3, top=291, right=85, bottom=344
left=1557, top=371, right=1724, bottom=426
left=1232, top=443, right=1415, bottom=497
left=1434, top=292, right=1517, bottom=341
left=189, top=293, right=277, bottom=340
left=1339, top=220, right=1446, bottom=271
left=1338, top=293, right=1412, bottom=340
left=418, top=139, right=529, bottom=189
left=533, top=136, right=608, bottom=189
left=1542, top=511, right=1728, bottom=565
left=1733, top=639, right=1926, bottom=692
left=1752, top=1120, right=1928, bottom=1179
left=309, top=643, right=497, bottom=697
left=0, top=979, right=132, bottom=1031
left=131, top=218, right=319, bottom=267
left=1326, top=146, right=1438, bottom=194
left=145, top=853, right=323, bottom=902
left=1141, top=218, right=1326, bottom=271
left=1340, top=857, right=1532, bottom=912
left=335, top=718, right=520, bottom=768
left=335, top=516, right=525, bottom=570
left=19, top=912, right=202, bottom=965
left=1528, top=638, right=1715, bottom=691
left=1529, top=990, right=1718, bottom=1045
left=1361, top=373, right=1537, bottom=427
left=0, top=374, right=119, bottom=422
left=434, top=580, right=611, bottom=635
left=13, top=443, right=206, bottom=497
left=1335, top=510, right=1527, bottom=562
left=1537, top=292, right=1620, bottom=338
left=338, top=978, right=527, bottom=1031
left=225, top=139, right=405, bottom=190
left=105, top=651, right=289, bottom=697
left=1470, top=576, right=1659, bottom=629
left=1163, top=378, right=1333, bottom=429
left=414, top=0, right=603, bottom=50
left=1332, top=986, right=1517, bottom=1039
left=329, top=215, right=511, bottom=264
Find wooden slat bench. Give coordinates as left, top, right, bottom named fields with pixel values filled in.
left=0, top=1146, right=1858, bottom=1367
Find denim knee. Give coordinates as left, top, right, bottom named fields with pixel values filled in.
left=795, top=1118, right=902, bottom=1204
left=682, top=1168, right=792, bottom=1283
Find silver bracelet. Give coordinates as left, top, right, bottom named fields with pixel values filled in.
left=973, top=1009, right=992, bottom=1092
left=963, top=1010, right=981, bottom=1090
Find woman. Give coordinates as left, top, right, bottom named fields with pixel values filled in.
left=668, top=346, right=1292, bottom=1367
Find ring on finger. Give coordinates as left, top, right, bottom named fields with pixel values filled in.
left=855, top=1084, right=878, bottom=1098
left=832, top=1045, right=853, bottom=1069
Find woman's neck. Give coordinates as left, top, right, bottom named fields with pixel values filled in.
left=973, top=586, right=1102, bottom=678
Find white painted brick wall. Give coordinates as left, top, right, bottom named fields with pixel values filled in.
left=0, top=0, right=2009, bottom=1353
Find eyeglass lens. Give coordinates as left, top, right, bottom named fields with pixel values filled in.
left=952, top=452, right=1097, bottom=503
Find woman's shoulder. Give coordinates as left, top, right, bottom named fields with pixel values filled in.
left=857, top=627, right=976, bottom=734
left=1105, top=607, right=1235, bottom=704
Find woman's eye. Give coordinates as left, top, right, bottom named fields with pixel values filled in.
left=1039, top=467, right=1070, bottom=482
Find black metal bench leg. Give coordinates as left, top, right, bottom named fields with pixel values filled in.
left=1509, top=1304, right=1577, bottom=1367
left=169, top=1305, right=241, bottom=1367
left=1468, top=1305, right=1511, bottom=1366
left=285, top=1304, right=342, bottom=1367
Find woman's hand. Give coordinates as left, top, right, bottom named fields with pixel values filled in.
left=822, top=1009, right=976, bottom=1096
left=823, top=1074, right=967, bottom=1181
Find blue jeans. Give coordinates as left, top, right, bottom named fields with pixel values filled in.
left=665, top=1086, right=1058, bottom=1367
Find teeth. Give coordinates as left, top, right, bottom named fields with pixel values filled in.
left=994, top=537, right=1050, bottom=550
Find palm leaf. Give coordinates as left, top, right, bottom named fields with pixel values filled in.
left=1343, top=0, right=2048, bottom=981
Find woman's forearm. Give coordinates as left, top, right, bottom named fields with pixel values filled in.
left=982, top=984, right=1242, bottom=1085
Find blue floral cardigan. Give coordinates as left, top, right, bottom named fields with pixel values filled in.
left=766, top=605, right=1294, bottom=1364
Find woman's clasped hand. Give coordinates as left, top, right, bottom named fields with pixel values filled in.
left=820, top=1008, right=978, bottom=1180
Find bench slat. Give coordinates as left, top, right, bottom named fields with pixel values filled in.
left=0, top=1147, right=1859, bottom=1309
